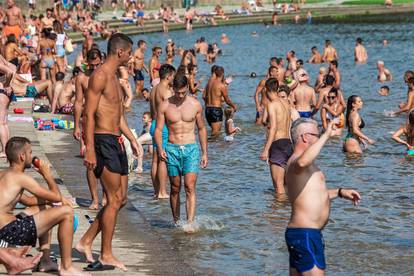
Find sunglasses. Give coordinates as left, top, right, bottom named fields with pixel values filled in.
left=157, top=51, right=162, bottom=54
left=327, top=96, right=336, bottom=99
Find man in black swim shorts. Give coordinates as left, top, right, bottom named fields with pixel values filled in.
left=81, top=33, right=141, bottom=271
left=0, top=137, right=87, bottom=275
left=203, top=66, right=237, bottom=136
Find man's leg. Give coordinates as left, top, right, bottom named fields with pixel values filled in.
left=87, top=168, right=99, bottom=210
left=151, top=151, right=160, bottom=197
left=270, top=165, right=285, bottom=194
left=33, top=79, right=53, bottom=104
left=293, top=266, right=324, bottom=276
left=210, top=121, right=222, bottom=136
left=169, top=175, right=182, bottom=223
left=0, top=94, right=10, bottom=157
left=157, top=159, right=169, bottom=199
left=183, top=173, right=198, bottom=222
left=98, top=167, right=127, bottom=271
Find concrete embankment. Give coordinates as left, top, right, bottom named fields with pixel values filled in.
left=0, top=100, right=197, bottom=275
left=68, top=4, right=414, bottom=43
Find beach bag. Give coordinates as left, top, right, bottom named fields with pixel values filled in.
left=65, top=39, right=74, bottom=54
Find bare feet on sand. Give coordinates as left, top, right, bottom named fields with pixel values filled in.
left=88, top=201, right=99, bottom=210
left=75, top=242, right=94, bottom=263
left=100, top=256, right=128, bottom=272
left=60, top=266, right=92, bottom=276
left=157, top=193, right=170, bottom=199
left=5, top=246, right=43, bottom=275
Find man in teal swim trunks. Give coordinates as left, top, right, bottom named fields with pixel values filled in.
left=155, top=73, right=208, bottom=232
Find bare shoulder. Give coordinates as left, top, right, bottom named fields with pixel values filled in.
left=89, top=68, right=107, bottom=85
left=188, top=95, right=202, bottom=109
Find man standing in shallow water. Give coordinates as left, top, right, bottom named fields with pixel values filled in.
left=80, top=33, right=141, bottom=271
left=155, top=74, right=208, bottom=232
left=285, top=118, right=361, bottom=276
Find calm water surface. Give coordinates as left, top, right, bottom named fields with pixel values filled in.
left=71, top=22, right=414, bottom=275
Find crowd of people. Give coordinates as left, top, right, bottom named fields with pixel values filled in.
left=0, top=0, right=412, bottom=275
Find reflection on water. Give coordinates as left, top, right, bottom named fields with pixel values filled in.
left=70, top=21, right=414, bottom=274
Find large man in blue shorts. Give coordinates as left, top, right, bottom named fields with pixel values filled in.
left=155, top=74, right=208, bottom=232
left=285, top=118, right=361, bottom=275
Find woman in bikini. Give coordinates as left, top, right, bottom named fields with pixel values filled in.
left=37, top=28, right=57, bottom=83
left=149, top=46, right=161, bottom=86
left=343, top=95, right=374, bottom=153
left=53, top=20, right=67, bottom=73
left=321, top=88, right=345, bottom=136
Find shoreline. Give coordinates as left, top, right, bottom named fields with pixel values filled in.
left=67, top=4, right=414, bottom=43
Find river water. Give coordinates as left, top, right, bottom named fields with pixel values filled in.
left=70, top=22, right=414, bottom=275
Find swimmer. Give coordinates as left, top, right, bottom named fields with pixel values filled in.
left=392, top=109, right=414, bottom=154
left=291, top=69, right=316, bottom=119
left=294, top=14, right=300, bottom=24
left=378, top=85, right=390, bottom=96
left=377, top=60, right=392, bottom=83
left=286, top=50, right=298, bottom=74
left=224, top=107, right=241, bottom=142
left=328, top=60, right=341, bottom=88
left=323, top=40, right=338, bottom=63
left=313, top=75, right=346, bottom=116
left=251, top=31, right=258, bottom=37
left=383, top=39, right=388, bottom=46
left=254, top=66, right=278, bottom=125
left=314, top=67, right=327, bottom=92
left=394, top=77, right=414, bottom=115
left=221, top=33, right=229, bottom=44
left=260, top=78, right=293, bottom=194
left=343, top=95, right=374, bottom=154
left=320, top=88, right=345, bottom=136
left=354, top=37, right=368, bottom=63
left=308, top=46, right=323, bottom=64
left=285, top=118, right=361, bottom=275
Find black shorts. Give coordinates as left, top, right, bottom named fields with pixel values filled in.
left=205, top=107, right=223, bottom=126
left=0, top=213, right=37, bottom=247
left=269, top=139, right=293, bottom=169
left=94, top=134, right=128, bottom=178
left=133, top=69, right=144, bottom=81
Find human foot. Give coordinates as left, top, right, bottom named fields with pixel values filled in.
left=88, top=201, right=99, bottom=210
left=75, top=242, right=94, bottom=263
left=157, top=193, right=170, bottom=199
left=99, top=256, right=128, bottom=272
left=60, top=266, right=91, bottom=276
left=38, top=249, right=58, bottom=272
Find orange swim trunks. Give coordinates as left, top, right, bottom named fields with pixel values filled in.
left=3, top=25, right=22, bottom=40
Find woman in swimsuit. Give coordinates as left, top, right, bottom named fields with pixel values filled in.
left=53, top=20, right=67, bottom=73
left=343, top=95, right=374, bottom=153
left=37, top=28, right=57, bottom=83
left=392, top=109, right=414, bottom=155
left=321, top=88, right=345, bottom=136
left=188, top=64, right=201, bottom=96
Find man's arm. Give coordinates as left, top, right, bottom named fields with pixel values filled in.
left=312, top=90, right=324, bottom=116
left=328, top=188, right=361, bottom=205
left=120, top=111, right=142, bottom=158
left=83, top=71, right=106, bottom=169
left=195, top=101, right=208, bottom=168
left=254, top=80, right=264, bottom=112
left=294, top=122, right=333, bottom=169
left=73, top=75, right=84, bottom=139
left=154, top=102, right=168, bottom=160
left=19, top=194, right=45, bottom=206
left=222, top=85, right=237, bottom=111
left=260, top=104, right=277, bottom=160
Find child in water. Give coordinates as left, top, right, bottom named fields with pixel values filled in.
left=224, top=107, right=241, bottom=142
left=392, top=109, right=414, bottom=155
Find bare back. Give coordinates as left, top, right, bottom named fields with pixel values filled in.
left=205, top=79, right=225, bottom=107
left=293, top=83, right=316, bottom=112
left=267, top=98, right=291, bottom=141
left=150, top=82, right=173, bottom=119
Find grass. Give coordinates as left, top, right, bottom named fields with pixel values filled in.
left=342, top=0, right=414, bottom=5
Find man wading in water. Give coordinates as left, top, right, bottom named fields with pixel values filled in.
left=155, top=74, right=208, bottom=233
left=79, top=33, right=141, bottom=272
left=285, top=118, right=360, bottom=275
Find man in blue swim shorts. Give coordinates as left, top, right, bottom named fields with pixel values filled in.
left=155, top=74, right=208, bottom=231
left=291, top=69, right=316, bottom=119
left=132, top=40, right=148, bottom=98
left=285, top=118, right=361, bottom=275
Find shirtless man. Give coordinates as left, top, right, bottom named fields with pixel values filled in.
left=51, top=71, right=77, bottom=114
left=155, top=74, right=208, bottom=231
left=291, top=69, right=316, bottom=118
left=322, top=40, right=338, bottom=63
left=286, top=51, right=298, bottom=74
left=328, top=60, right=341, bottom=88
left=198, top=37, right=208, bottom=55
left=260, top=78, right=292, bottom=194
left=274, top=58, right=286, bottom=84
left=394, top=76, right=414, bottom=116
left=0, top=137, right=89, bottom=276
left=308, top=46, right=323, bottom=64
left=73, top=48, right=103, bottom=210
left=354, top=37, right=368, bottom=63
left=254, top=66, right=278, bottom=124
left=377, top=60, right=392, bottom=83
left=285, top=119, right=361, bottom=275
left=82, top=31, right=94, bottom=62
left=80, top=33, right=140, bottom=271
left=149, top=64, right=176, bottom=199
left=41, top=8, right=54, bottom=30
left=118, top=65, right=133, bottom=110
left=132, top=40, right=148, bottom=98
left=204, top=66, right=237, bottom=136
left=3, top=0, right=23, bottom=43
